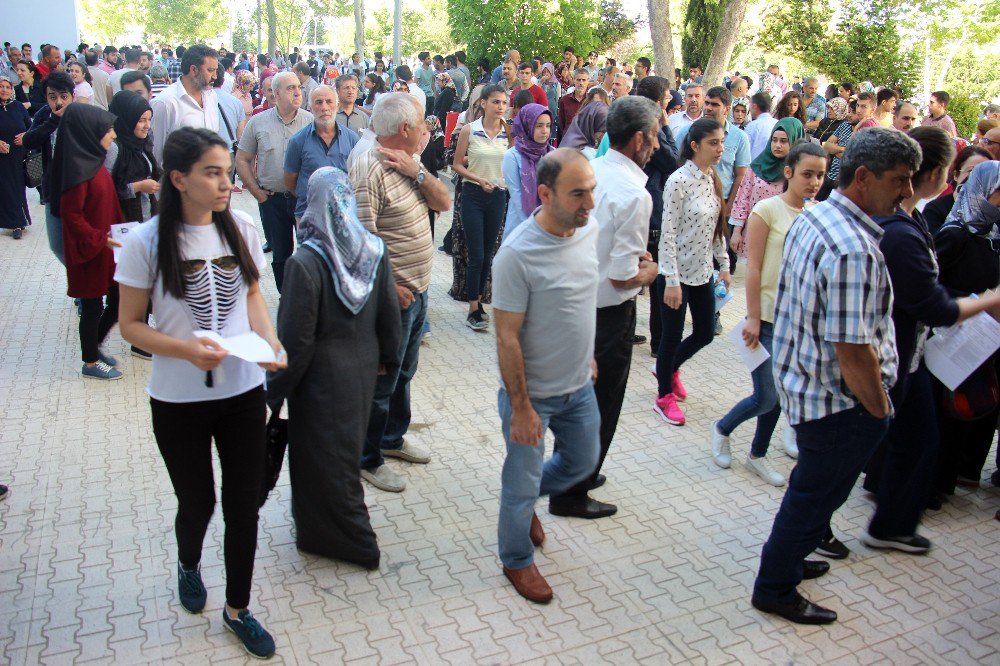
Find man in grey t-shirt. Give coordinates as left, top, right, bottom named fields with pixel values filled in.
left=492, top=149, right=601, bottom=604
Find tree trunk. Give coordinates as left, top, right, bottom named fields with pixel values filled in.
left=647, top=0, right=674, bottom=82
left=703, top=0, right=749, bottom=88
left=354, top=0, right=366, bottom=59
left=266, top=0, right=277, bottom=58
left=935, top=26, right=969, bottom=91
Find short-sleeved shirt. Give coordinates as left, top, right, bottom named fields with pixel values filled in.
left=237, top=107, right=314, bottom=192
left=114, top=210, right=267, bottom=403
left=336, top=106, right=369, bottom=133
left=676, top=119, right=751, bottom=198
left=804, top=94, right=827, bottom=125
left=348, top=143, right=434, bottom=292
left=773, top=190, right=898, bottom=425
left=492, top=214, right=599, bottom=399
left=749, top=195, right=810, bottom=322
left=284, top=121, right=359, bottom=216
left=921, top=112, right=957, bottom=137
left=464, top=118, right=508, bottom=186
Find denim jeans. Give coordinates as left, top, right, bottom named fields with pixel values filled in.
left=753, top=405, right=889, bottom=604
left=717, top=321, right=781, bottom=457
left=361, top=289, right=428, bottom=470
left=46, top=203, right=65, bottom=266
left=497, top=384, right=600, bottom=569
left=653, top=275, right=716, bottom=397
left=258, top=194, right=297, bottom=292
left=461, top=182, right=506, bottom=301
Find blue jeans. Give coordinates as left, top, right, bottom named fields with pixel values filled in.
left=46, top=203, right=65, bottom=266
left=461, top=182, right=506, bottom=301
left=258, top=194, right=297, bottom=292
left=497, top=384, right=600, bottom=569
left=753, top=405, right=889, bottom=604
left=361, top=290, right=428, bottom=470
left=717, top=322, right=780, bottom=457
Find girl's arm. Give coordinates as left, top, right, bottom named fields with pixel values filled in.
left=246, top=280, right=287, bottom=372
left=742, top=211, right=769, bottom=348
left=451, top=124, right=484, bottom=186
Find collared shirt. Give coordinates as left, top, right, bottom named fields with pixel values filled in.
left=921, top=112, right=957, bottom=138
left=336, top=106, right=369, bottom=133
left=667, top=110, right=701, bottom=136
left=98, top=60, right=116, bottom=75
left=348, top=141, right=434, bottom=293
left=590, top=150, right=652, bottom=307
left=166, top=58, right=181, bottom=82
left=675, top=119, right=751, bottom=198
left=150, top=80, right=221, bottom=163
left=743, top=112, right=777, bottom=160
left=773, top=190, right=898, bottom=425
left=238, top=106, right=314, bottom=191
left=557, top=92, right=584, bottom=140
left=284, top=121, right=359, bottom=216
left=300, top=77, right=317, bottom=110
left=414, top=64, right=435, bottom=97
left=659, top=161, right=729, bottom=287
left=804, top=93, right=826, bottom=124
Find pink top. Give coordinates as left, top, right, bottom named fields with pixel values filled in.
left=729, top=169, right=784, bottom=226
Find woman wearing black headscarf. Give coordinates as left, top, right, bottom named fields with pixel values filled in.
left=106, top=90, right=161, bottom=223
left=52, top=102, right=125, bottom=380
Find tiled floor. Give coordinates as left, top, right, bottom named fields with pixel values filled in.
left=1, top=189, right=998, bottom=664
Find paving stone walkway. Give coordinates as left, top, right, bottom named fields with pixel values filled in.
left=1, top=189, right=998, bottom=664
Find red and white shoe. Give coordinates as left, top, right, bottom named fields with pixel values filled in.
left=671, top=370, right=687, bottom=402
left=654, top=393, right=685, bottom=426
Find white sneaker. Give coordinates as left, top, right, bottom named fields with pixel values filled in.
left=782, top=427, right=799, bottom=459
left=711, top=422, right=732, bottom=468
left=746, top=455, right=786, bottom=486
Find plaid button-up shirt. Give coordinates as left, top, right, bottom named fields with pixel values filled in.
left=166, top=58, right=182, bottom=82
left=773, top=190, right=898, bottom=425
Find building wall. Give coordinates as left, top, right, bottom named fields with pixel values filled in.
left=4, top=0, right=79, bottom=57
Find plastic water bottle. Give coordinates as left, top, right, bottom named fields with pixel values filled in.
left=713, top=270, right=727, bottom=299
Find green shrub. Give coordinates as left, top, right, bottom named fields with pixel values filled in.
left=946, top=92, right=982, bottom=140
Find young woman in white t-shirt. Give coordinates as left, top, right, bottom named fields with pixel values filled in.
left=712, top=142, right=827, bottom=484
left=115, top=127, right=286, bottom=660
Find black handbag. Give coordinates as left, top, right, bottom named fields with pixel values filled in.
left=23, top=150, right=43, bottom=189
left=258, top=410, right=288, bottom=507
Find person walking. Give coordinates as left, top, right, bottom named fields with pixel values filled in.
left=451, top=84, right=509, bottom=331
left=116, top=127, right=284, bottom=659
left=0, top=76, right=32, bottom=239
left=502, top=103, right=553, bottom=240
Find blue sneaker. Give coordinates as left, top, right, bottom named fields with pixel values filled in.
left=223, top=609, right=276, bottom=659
left=177, top=563, right=207, bottom=613
left=81, top=361, right=123, bottom=381
left=98, top=351, right=118, bottom=367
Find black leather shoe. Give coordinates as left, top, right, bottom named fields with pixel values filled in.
left=801, top=560, right=830, bottom=580
left=548, top=496, right=617, bottom=519
left=590, top=474, right=607, bottom=490
left=632, top=335, right=647, bottom=345
left=751, top=594, right=837, bottom=625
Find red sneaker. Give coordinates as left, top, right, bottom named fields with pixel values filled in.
left=654, top=393, right=685, bottom=426
left=671, top=370, right=687, bottom=402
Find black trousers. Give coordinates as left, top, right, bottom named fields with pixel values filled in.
left=259, top=194, right=297, bottom=293
left=653, top=276, right=716, bottom=398
left=648, top=235, right=661, bottom=350
left=552, top=300, right=636, bottom=501
left=79, top=284, right=119, bottom=363
left=151, top=386, right=266, bottom=609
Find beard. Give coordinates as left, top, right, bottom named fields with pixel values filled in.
left=194, top=72, right=212, bottom=90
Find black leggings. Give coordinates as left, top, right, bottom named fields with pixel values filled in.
left=79, top=284, right=120, bottom=363
left=653, top=276, right=716, bottom=397
left=151, top=386, right=266, bottom=609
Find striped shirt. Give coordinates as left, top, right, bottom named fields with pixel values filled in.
left=464, top=118, right=508, bottom=186
left=349, top=144, right=434, bottom=292
left=773, top=190, right=898, bottom=425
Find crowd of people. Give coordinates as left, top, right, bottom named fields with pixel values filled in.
left=2, top=34, right=1000, bottom=658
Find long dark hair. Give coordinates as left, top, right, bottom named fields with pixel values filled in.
left=479, top=83, right=511, bottom=136
left=776, top=91, right=805, bottom=124
left=156, top=128, right=259, bottom=298
left=680, top=117, right=727, bottom=243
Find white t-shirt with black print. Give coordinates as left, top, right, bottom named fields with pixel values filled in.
left=115, top=210, right=267, bottom=403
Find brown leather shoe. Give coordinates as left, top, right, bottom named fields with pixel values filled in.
left=503, top=564, right=553, bottom=603
left=530, top=512, right=544, bottom=547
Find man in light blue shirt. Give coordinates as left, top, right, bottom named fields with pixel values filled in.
left=674, top=86, right=750, bottom=204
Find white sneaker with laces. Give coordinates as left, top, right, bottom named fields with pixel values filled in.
left=782, top=426, right=799, bottom=459
left=710, top=422, right=732, bottom=468
left=746, top=454, right=786, bottom=486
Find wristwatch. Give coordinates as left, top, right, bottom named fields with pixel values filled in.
left=414, top=166, right=427, bottom=186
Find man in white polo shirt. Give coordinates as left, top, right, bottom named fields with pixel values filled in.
left=150, top=44, right=221, bottom=163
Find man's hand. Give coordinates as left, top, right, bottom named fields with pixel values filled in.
left=378, top=146, right=420, bottom=178
left=250, top=186, right=269, bottom=204
left=106, top=237, right=123, bottom=250
left=0, top=141, right=9, bottom=154
left=591, top=358, right=598, bottom=384
left=395, top=284, right=415, bottom=309
left=664, top=285, right=683, bottom=309
left=510, top=405, right=543, bottom=446
left=13, top=132, right=24, bottom=146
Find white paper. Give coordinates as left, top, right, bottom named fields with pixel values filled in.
left=728, top=320, right=771, bottom=372
left=193, top=330, right=277, bottom=363
left=924, top=311, right=1000, bottom=391
left=110, top=222, right=140, bottom=262
left=715, top=288, right=734, bottom=312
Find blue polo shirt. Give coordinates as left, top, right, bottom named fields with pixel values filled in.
left=675, top=119, right=751, bottom=198
left=284, top=122, right=360, bottom=216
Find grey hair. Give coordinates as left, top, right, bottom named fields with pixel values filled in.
left=149, top=64, right=168, bottom=80
left=371, top=92, right=422, bottom=137
left=334, top=73, right=358, bottom=91
left=606, top=96, right=661, bottom=148
left=838, top=127, right=922, bottom=188
left=803, top=76, right=819, bottom=86
left=271, top=71, right=298, bottom=93
left=985, top=103, right=1000, bottom=116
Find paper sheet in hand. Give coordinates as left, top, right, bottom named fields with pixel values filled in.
left=924, top=311, right=1000, bottom=391
left=728, top=320, right=770, bottom=372
left=110, top=222, right=140, bottom=262
left=193, top=330, right=277, bottom=363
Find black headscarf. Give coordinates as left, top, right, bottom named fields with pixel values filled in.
left=109, top=90, right=161, bottom=195
left=49, top=103, right=116, bottom=217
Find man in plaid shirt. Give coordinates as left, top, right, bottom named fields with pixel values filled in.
left=752, top=128, right=922, bottom=625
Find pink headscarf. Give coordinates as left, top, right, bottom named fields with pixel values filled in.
left=513, top=103, right=554, bottom=214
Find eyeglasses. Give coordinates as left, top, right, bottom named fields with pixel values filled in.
left=982, top=137, right=997, bottom=147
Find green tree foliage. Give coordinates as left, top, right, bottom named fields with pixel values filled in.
left=447, top=0, right=602, bottom=64
left=79, top=1, right=131, bottom=44
left=594, top=0, right=642, bottom=54
left=144, top=0, right=230, bottom=44
left=681, top=0, right=726, bottom=71
left=365, top=4, right=460, bottom=55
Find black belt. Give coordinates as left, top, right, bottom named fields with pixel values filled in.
left=267, top=191, right=294, bottom=199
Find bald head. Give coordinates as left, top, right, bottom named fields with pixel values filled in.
left=893, top=102, right=918, bottom=132
left=537, top=149, right=597, bottom=231
left=984, top=126, right=1000, bottom=159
